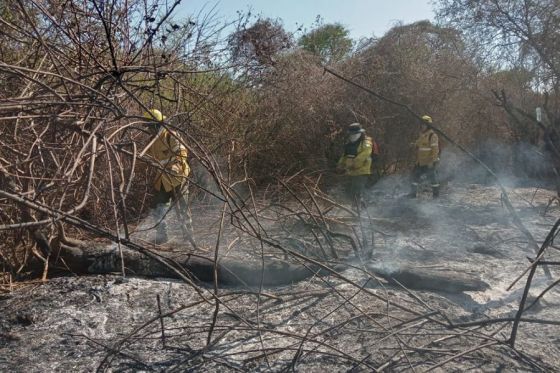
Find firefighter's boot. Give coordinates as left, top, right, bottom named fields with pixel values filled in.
left=432, top=184, right=440, bottom=198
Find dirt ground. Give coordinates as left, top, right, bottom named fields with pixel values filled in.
left=1, top=179, right=560, bottom=372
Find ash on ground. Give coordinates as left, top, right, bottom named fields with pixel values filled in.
left=2, top=181, right=560, bottom=372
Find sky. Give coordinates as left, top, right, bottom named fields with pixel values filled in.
left=175, top=0, right=435, bottom=40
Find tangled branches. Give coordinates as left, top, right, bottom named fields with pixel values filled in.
left=1, top=2, right=559, bottom=371
left=0, top=0, right=245, bottom=272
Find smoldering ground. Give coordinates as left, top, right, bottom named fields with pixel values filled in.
left=359, top=141, right=560, bottom=313
left=3, top=179, right=560, bottom=372
left=126, top=139, right=559, bottom=299
left=3, top=142, right=560, bottom=372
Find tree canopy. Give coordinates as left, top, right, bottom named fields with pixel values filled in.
left=298, top=23, right=353, bottom=64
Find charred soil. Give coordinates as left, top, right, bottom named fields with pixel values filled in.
left=1, top=181, right=560, bottom=372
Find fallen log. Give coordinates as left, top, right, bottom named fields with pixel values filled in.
left=38, top=228, right=489, bottom=292
left=53, top=240, right=331, bottom=287
left=367, top=263, right=490, bottom=293
left=57, top=243, right=489, bottom=292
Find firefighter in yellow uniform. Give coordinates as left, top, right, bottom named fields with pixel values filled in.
left=337, top=122, right=374, bottom=204
left=409, top=115, right=440, bottom=198
left=145, top=109, right=191, bottom=244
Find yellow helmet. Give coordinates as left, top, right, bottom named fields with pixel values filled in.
left=144, top=108, right=166, bottom=122
left=421, top=115, right=432, bottom=124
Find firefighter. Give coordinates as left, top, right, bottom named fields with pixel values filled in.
left=409, top=115, right=440, bottom=198
left=145, top=109, right=191, bottom=244
left=336, top=122, right=375, bottom=205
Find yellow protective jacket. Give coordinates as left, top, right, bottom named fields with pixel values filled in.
left=148, top=128, right=190, bottom=192
left=338, top=135, right=373, bottom=176
left=415, top=129, right=439, bottom=167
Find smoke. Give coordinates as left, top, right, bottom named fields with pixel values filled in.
left=126, top=199, right=192, bottom=245
left=440, top=139, right=556, bottom=187
left=188, top=157, right=251, bottom=204
left=353, top=138, right=559, bottom=299
left=124, top=154, right=255, bottom=245
left=117, top=136, right=557, bottom=300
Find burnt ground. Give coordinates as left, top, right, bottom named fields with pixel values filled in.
left=2, top=179, right=560, bottom=372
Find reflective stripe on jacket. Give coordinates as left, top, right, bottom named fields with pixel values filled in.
left=148, top=128, right=190, bottom=192
left=338, top=136, right=373, bottom=176
left=415, top=129, right=439, bottom=167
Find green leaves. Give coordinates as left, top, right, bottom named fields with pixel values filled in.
left=298, top=23, right=353, bottom=64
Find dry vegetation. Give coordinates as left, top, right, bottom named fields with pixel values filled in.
left=1, top=0, right=560, bottom=371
